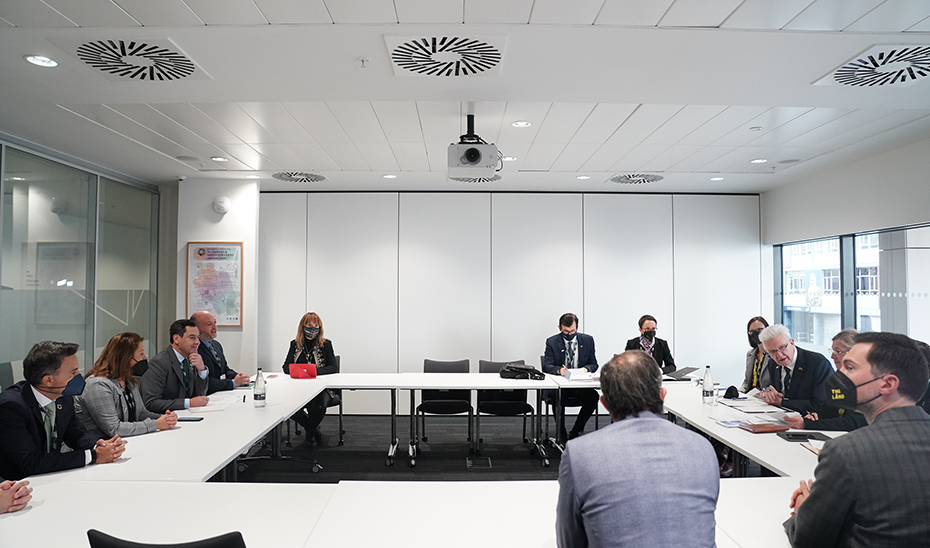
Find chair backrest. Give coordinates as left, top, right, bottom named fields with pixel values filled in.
left=87, top=530, right=246, bottom=548
left=478, top=360, right=527, bottom=403
left=423, top=359, right=470, bottom=402
left=0, top=362, right=13, bottom=391
left=333, top=355, right=340, bottom=373
left=478, top=359, right=525, bottom=374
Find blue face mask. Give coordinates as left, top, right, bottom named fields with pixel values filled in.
left=57, top=374, right=86, bottom=397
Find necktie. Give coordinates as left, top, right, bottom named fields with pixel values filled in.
left=43, top=401, right=57, bottom=453
left=567, top=341, right=575, bottom=369
left=182, top=358, right=191, bottom=392
left=783, top=367, right=792, bottom=392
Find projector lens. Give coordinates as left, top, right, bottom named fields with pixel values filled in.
left=462, top=148, right=482, bottom=164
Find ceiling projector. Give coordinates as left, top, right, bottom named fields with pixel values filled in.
left=448, top=143, right=499, bottom=178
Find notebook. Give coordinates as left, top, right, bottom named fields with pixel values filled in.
left=288, top=363, right=317, bottom=379
left=664, top=366, right=699, bottom=380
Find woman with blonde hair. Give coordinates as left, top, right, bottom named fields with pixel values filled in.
left=75, top=332, right=177, bottom=437
left=283, top=312, right=337, bottom=446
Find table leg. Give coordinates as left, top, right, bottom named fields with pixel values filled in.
left=534, top=389, right=550, bottom=467
left=271, top=422, right=282, bottom=459
left=386, top=388, right=398, bottom=466
left=408, top=389, right=417, bottom=467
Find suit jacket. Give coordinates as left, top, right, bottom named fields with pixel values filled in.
left=625, top=336, right=676, bottom=375
left=282, top=339, right=337, bottom=376
left=543, top=333, right=597, bottom=375
left=198, top=339, right=238, bottom=395
left=784, top=406, right=930, bottom=548
left=74, top=376, right=162, bottom=438
left=741, top=347, right=774, bottom=392
left=802, top=400, right=867, bottom=432
left=557, top=411, right=718, bottom=548
left=139, top=346, right=209, bottom=413
left=766, top=346, right=833, bottom=413
left=0, top=381, right=99, bottom=480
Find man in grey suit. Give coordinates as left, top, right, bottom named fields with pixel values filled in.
left=784, top=332, right=930, bottom=547
left=556, top=350, right=718, bottom=548
left=140, top=319, right=210, bottom=413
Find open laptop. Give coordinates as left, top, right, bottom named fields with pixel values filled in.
left=288, top=363, right=317, bottom=379
left=664, top=366, right=699, bottom=380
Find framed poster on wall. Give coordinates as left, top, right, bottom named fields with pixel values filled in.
left=186, top=242, right=242, bottom=327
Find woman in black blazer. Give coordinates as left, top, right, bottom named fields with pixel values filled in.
left=625, top=314, right=676, bottom=375
left=283, top=312, right=337, bottom=446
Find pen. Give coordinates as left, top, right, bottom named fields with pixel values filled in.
left=242, top=395, right=245, bottom=403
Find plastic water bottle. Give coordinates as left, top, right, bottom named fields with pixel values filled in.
left=253, top=368, right=266, bottom=408
left=702, top=366, right=715, bottom=405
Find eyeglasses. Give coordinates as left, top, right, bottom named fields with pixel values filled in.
left=764, top=341, right=791, bottom=357
left=831, top=348, right=848, bottom=357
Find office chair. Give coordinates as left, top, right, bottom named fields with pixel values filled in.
left=540, top=355, right=598, bottom=448
left=286, top=355, right=344, bottom=447
left=0, top=362, right=13, bottom=391
left=87, top=529, right=246, bottom=548
left=417, top=359, right=472, bottom=446
left=475, top=359, right=534, bottom=455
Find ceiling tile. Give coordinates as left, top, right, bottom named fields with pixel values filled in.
left=114, top=0, right=204, bottom=26
left=783, top=0, right=884, bottom=31
left=603, top=104, right=684, bottom=145
left=324, top=0, right=396, bottom=23
left=253, top=0, right=332, bottom=24
left=107, top=104, right=207, bottom=146
left=748, top=107, right=853, bottom=147
left=720, top=0, right=814, bottom=30
left=666, top=145, right=734, bottom=171
left=496, top=142, right=530, bottom=171
left=595, top=0, right=675, bottom=26
left=417, top=102, right=462, bottom=143
left=529, top=0, right=604, bottom=25
left=549, top=144, right=600, bottom=171
left=60, top=104, right=196, bottom=159
left=148, top=103, right=242, bottom=145
left=520, top=143, right=567, bottom=171
left=193, top=103, right=278, bottom=143
left=286, top=143, right=340, bottom=171
left=465, top=0, right=532, bottom=23
left=43, top=0, right=140, bottom=27
left=237, top=102, right=313, bottom=143
left=609, top=144, right=669, bottom=171
left=249, top=143, right=308, bottom=169
left=533, top=103, right=597, bottom=145
left=780, top=109, right=896, bottom=148
left=469, top=102, right=506, bottom=144
left=659, top=0, right=744, bottom=27
left=0, top=1, right=75, bottom=26
left=712, top=107, right=813, bottom=147
left=425, top=142, right=450, bottom=171
left=580, top=142, right=637, bottom=171
left=676, top=106, right=770, bottom=146
left=705, top=146, right=808, bottom=172
left=372, top=101, right=424, bottom=143
left=184, top=143, right=252, bottom=170
left=282, top=103, right=352, bottom=144
left=569, top=103, right=639, bottom=145
left=390, top=142, right=431, bottom=171
left=845, top=0, right=930, bottom=32
left=318, top=143, right=370, bottom=170
left=216, top=143, right=279, bottom=170
left=639, top=145, right=704, bottom=171
left=804, top=109, right=930, bottom=155
left=641, top=105, right=728, bottom=145
left=0, top=17, right=12, bottom=27
left=497, top=103, right=551, bottom=144
left=907, top=14, right=930, bottom=31
left=183, top=0, right=268, bottom=25
left=327, top=102, right=388, bottom=144
left=356, top=143, right=400, bottom=171
left=394, top=0, right=462, bottom=23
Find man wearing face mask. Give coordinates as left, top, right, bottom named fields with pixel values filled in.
left=0, top=341, right=126, bottom=480
left=543, top=313, right=599, bottom=441
left=140, top=319, right=210, bottom=413
left=784, top=332, right=930, bottom=548
left=625, top=315, right=676, bottom=375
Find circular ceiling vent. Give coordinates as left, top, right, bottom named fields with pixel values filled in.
left=76, top=40, right=195, bottom=81
left=834, top=46, right=930, bottom=87
left=272, top=171, right=326, bottom=183
left=450, top=174, right=501, bottom=184
left=392, top=37, right=501, bottom=77
left=610, top=174, right=664, bottom=185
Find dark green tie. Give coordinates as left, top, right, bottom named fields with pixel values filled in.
left=181, top=358, right=191, bottom=391
left=43, top=401, right=57, bottom=453
left=784, top=368, right=792, bottom=392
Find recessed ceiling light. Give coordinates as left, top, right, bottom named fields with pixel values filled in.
left=245, top=175, right=260, bottom=179
left=750, top=158, right=768, bottom=164
left=779, top=159, right=801, bottom=164
left=749, top=126, right=763, bottom=131
left=382, top=174, right=397, bottom=179
left=511, top=121, right=532, bottom=128
left=710, top=177, right=724, bottom=181
left=502, top=156, right=517, bottom=162
left=24, top=55, right=57, bottom=68
left=576, top=175, right=591, bottom=180
left=210, top=156, right=228, bottom=162
left=10, top=176, right=26, bottom=181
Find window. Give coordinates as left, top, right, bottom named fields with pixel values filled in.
left=823, top=268, right=840, bottom=295
left=781, top=238, right=840, bottom=357
left=856, top=267, right=878, bottom=296
left=787, top=271, right=806, bottom=294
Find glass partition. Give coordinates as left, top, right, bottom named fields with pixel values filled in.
left=781, top=237, right=840, bottom=357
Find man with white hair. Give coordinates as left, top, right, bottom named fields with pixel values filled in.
left=758, top=324, right=832, bottom=413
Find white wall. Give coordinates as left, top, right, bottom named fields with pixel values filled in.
left=762, top=136, right=930, bottom=245
left=176, top=179, right=258, bottom=376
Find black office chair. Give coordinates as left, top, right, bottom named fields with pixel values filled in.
left=0, top=362, right=13, bottom=391
left=417, top=359, right=472, bottom=445
left=475, top=359, right=534, bottom=454
left=540, top=355, right=598, bottom=445
left=87, top=530, right=246, bottom=548
left=286, top=355, right=344, bottom=447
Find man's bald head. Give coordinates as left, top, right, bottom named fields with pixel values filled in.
left=600, top=351, right=665, bottom=421
left=191, top=311, right=217, bottom=341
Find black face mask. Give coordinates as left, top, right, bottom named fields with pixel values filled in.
left=642, top=330, right=656, bottom=341
left=749, top=330, right=763, bottom=346
left=561, top=332, right=576, bottom=342
left=826, top=370, right=883, bottom=410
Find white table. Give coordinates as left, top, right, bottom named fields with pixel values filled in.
left=0, top=480, right=337, bottom=548
left=716, top=477, right=799, bottom=548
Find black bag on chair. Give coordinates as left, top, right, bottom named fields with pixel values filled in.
left=499, top=363, right=545, bottom=380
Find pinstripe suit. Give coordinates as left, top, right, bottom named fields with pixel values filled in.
left=784, top=405, right=930, bottom=548
left=74, top=376, right=162, bottom=438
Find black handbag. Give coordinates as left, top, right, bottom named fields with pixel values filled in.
left=499, top=363, right=545, bottom=380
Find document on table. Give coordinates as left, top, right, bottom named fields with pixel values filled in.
left=719, top=398, right=782, bottom=413
left=565, top=368, right=593, bottom=381
left=190, top=392, right=243, bottom=413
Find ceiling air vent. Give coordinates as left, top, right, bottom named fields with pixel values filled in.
left=610, top=174, right=664, bottom=185
left=816, top=45, right=930, bottom=88
left=272, top=171, right=326, bottom=183
left=76, top=40, right=196, bottom=81
left=386, top=36, right=506, bottom=77
left=450, top=174, right=501, bottom=184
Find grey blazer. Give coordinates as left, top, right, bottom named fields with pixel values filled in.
left=75, top=376, right=162, bottom=438
left=557, top=411, right=719, bottom=548
left=140, top=346, right=209, bottom=413
left=741, top=347, right=773, bottom=392
left=784, top=405, right=930, bottom=547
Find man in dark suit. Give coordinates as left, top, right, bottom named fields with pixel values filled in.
left=625, top=314, right=676, bottom=375
left=140, top=319, right=210, bottom=413
left=784, top=332, right=930, bottom=547
left=759, top=324, right=833, bottom=413
left=192, top=311, right=249, bottom=395
left=543, top=313, right=599, bottom=441
left=0, top=341, right=125, bottom=480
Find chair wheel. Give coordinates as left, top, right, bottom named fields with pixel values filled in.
left=237, top=463, right=247, bottom=473
left=543, top=459, right=550, bottom=467
left=408, top=458, right=416, bottom=468
left=386, top=458, right=394, bottom=466
left=338, top=441, right=344, bottom=446
left=422, top=436, right=428, bottom=442
left=523, top=438, right=529, bottom=443
left=478, top=437, right=483, bottom=443
left=312, top=463, right=322, bottom=473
